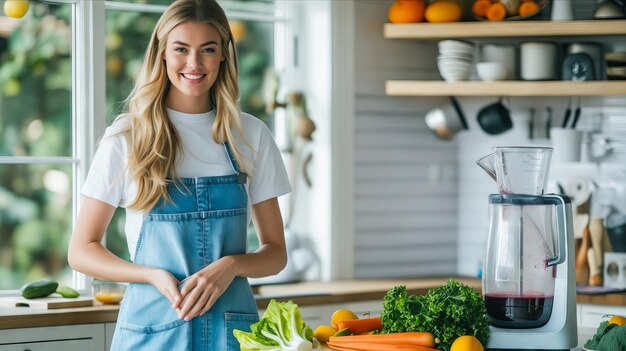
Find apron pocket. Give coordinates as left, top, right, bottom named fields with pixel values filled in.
left=117, top=283, right=182, bottom=331
left=224, top=312, right=260, bottom=350
left=119, top=318, right=187, bottom=334
left=112, top=319, right=190, bottom=351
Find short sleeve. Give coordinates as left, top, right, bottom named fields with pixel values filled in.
left=248, top=124, right=291, bottom=205
left=81, top=134, right=128, bottom=208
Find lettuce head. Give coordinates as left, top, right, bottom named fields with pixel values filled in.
left=234, top=299, right=313, bottom=351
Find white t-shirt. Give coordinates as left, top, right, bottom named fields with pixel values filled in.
left=81, top=109, right=291, bottom=260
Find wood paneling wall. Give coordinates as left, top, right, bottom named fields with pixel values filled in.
left=353, top=2, right=458, bottom=278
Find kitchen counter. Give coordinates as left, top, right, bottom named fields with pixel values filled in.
left=1, top=277, right=624, bottom=330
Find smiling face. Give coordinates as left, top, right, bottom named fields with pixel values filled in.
left=163, top=21, right=224, bottom=113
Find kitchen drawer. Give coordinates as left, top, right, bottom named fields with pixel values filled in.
left=0, top=338, right=93, bottom=351
left=0, top=324, right=105, bottom=351
left=578, top=303, right=626, bottom=328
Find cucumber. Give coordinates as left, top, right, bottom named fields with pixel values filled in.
left=56, top=286, right=80, bottom=298
left=20, top=278, right=59, bottom=299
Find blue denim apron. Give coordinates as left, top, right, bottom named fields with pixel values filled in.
left=110, top=143, right=259, bottom=351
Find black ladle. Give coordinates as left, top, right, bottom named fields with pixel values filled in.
left=571, top=97, right=582, bottom=129
left=561, top=96, right=572, bottom=128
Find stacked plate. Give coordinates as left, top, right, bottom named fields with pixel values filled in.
left=437, top=40, right=475, bottom=81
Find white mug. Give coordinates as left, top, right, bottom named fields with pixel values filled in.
left=481, top=44, right=517, bottom=80
left=521, top=42, right=559, bottom=80
left=551, top=0, right=574, bottom=21
left=551, top=128, right=583, bottom=162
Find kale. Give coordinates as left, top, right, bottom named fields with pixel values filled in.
left=584, top=321, right=618, bottom=350
left=381, top=280, right=490, bottom=351
left=597, top=324, right=626, bottom=351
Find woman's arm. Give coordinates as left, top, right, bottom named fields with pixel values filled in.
left=68, top=196, right=182, bottom=305
left=231, top=196, right=288, bottom=277
left=177, top=197, right=287, bottom=320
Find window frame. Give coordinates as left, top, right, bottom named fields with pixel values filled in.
left=86, top=0, right=289, bottom=291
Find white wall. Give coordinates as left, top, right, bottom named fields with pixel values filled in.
left=352, top=1, right=459, bottom=279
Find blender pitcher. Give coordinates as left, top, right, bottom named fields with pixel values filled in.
left=482, top=194, right=569, bottom=328
left=478, top=146, right=569, bottom=329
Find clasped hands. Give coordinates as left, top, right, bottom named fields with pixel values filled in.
left=149, top=257, right=236, bottom=321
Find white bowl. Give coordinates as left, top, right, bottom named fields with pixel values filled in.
left=440, top=70, right=471, bottom=81
left=438, top=39, right=474, bottom=53
left=476, top=61, right=509, bottom=81
left=438, top=52, right=474, bottom=61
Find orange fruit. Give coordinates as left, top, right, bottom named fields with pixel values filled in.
left=451, top=335, right=484, bottom=351
left=518, top=1, right=539, bottom=17
left=330, top=309, right=358, bottom=329
left=388, top=0, right=425, bottom=24
left=486, top=2, right=507, bottom=21
left=473, top=0, right=492, bottom=18
left=424, top=1, right=463, bottom=23
left=609, top=315, right=626, bottom=326
left=3, top=0, right=30, bottom=19
left=313, top=325, right=337, bottom=343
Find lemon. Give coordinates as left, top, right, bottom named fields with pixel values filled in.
left=451, top=335, right=484, bottom=351
left=313, top=325, right=337, bottom=343
left=3, top=0, right=30, bottom=19
left=609, top=315, right=626, bottom=326
left=330, top=309, right=358, bottom=329
left=424, top=2, right=463, bottom=23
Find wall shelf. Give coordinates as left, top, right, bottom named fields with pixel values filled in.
left=384, top=20, right=626, bottom=39
left=385, top=81, right=626, bottom=97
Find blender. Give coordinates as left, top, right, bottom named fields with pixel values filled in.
left=477, top=146, right=577, bottom=351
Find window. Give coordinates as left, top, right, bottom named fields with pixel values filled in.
left=0, top=1, right=73, bottom=290
left=0, top=0, right=288, bottom=292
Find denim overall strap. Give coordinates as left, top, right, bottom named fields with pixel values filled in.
left=223, top=141, right=247, bottom=184
left=110, top=143, right=258, bottom=351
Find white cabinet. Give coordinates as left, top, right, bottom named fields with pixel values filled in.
left=0, top=324, right=105, bottom=351
left=577, top=303, right=626, bottom=346
left=0, top=339, right=93, bottom=351
left=104, top=323, right=116, bottom=351
left=578, top=303, right=626, bottom=328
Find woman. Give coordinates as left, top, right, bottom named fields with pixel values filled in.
left=68, top=0, right=290, bottom=349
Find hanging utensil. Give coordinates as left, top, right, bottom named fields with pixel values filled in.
left=571, top=96, right=582, bottom=129
left=545, top=107, right=553, bottom=139
left=529, top=108, right=535, bottom=140
left=561, top=96, right=572, bottom=128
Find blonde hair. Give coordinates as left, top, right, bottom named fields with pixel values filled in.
left=124, top=0, right=250, bottom=212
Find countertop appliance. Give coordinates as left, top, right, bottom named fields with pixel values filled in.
left=477, top=146, right=578, bottom=350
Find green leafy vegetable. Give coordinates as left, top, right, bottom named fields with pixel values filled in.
left=234, top=299, right=313, bottom=351
left=584, top=321, right=626, bottom=351
left=598, top=324, right=626, bottom=351
left=381, top=280, right=490, bottom=351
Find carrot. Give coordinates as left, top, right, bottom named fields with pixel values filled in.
left=337, top=317, right=383, bottom=334
left=327, top=342, right=438, bottom=351
left=329, top=331, right=436, bottom=348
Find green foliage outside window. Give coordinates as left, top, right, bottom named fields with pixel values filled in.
left=0, top=2, right=73, bottom=289
left=0, top=1, right=272, bottom=289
